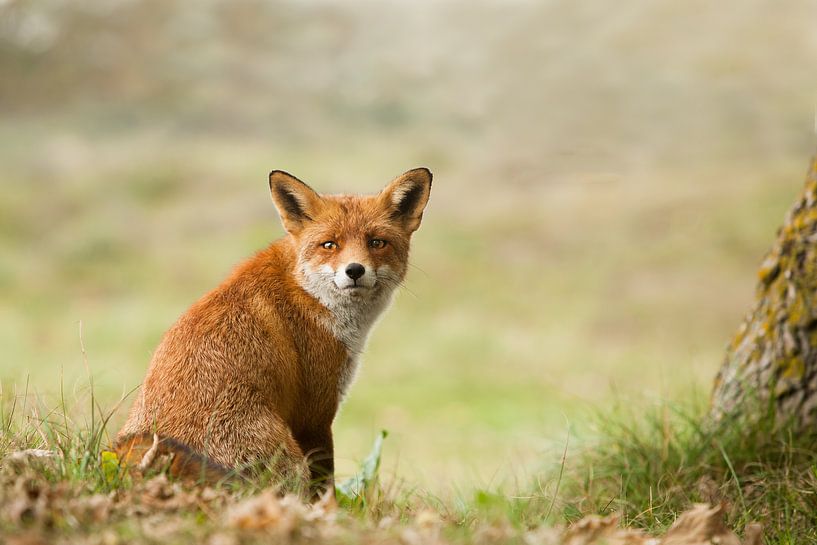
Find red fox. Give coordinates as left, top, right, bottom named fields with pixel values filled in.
left=114, top=168, right=432, bottom=494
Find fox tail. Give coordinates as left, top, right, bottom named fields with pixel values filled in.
left=113, top=432, right=232, bottom=484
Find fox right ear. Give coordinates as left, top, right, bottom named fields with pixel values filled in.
left=269, top=171, right=322, bottom=235
left=379, top=168, right=433, bottom=233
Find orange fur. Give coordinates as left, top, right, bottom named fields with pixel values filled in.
left=115, top=168, right=432, bottom=495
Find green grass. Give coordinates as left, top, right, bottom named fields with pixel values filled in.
left=552, top=396, right=817, bottom=543
left=2, top=381, right=816, bottom=543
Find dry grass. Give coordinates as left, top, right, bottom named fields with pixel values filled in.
left=0, top=391, right=771, bottom=544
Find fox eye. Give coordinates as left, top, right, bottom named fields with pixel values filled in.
left=321, top=241, right=338, bottom=250
left=368, top=239, right=388, bottom=249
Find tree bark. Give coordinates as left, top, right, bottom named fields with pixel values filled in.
left=712, top=153, right=817, bottom=424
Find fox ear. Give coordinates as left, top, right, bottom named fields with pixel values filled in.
left=269, top=170, right=322, bottom=234
left=379, top=168, right=432, bottom=233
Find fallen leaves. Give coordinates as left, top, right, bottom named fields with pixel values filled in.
left=226, top=490, right=336, bottom=538
left=0, top=448, right=762, bottom=545
left=522, top=504, right=761, bottom=545
left=661, top=505, right=762, bottom=545
left=218, top=493, right=761, bottom=545
left=556, top=513, right=656, bottom=545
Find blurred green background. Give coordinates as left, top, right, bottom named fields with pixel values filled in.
left=1, top=0, right=816, bottom=490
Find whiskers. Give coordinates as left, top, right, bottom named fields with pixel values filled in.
left=407, top=260, right=430, bottom=278
left=376, top=271, right=418, bottom=299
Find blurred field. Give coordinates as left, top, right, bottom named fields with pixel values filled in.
left=1, top=0, right=816, bottom=492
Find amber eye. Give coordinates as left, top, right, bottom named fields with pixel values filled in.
left=369, top=239, right=387, bottom=249
left=321, top=241, right=338, bottom=250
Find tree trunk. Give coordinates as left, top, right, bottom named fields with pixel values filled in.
left=712, top=153, right=817, bottom=424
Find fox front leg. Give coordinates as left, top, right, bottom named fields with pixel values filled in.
left=296, top=427, right=335, bottom=499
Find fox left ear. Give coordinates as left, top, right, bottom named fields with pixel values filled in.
left=379, top=168, right=433, bottom=233
left=269, top=170, right=323, bottom=235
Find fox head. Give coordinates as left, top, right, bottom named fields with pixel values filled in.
left=268, top=168, right=432, bottom=313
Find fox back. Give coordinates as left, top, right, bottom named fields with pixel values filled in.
left=116, top=168, right=432, bottom=492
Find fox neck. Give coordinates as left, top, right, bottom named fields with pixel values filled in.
left=297, top=264, right=396, bottom=396
left=298, top=265, right=394, bottom=353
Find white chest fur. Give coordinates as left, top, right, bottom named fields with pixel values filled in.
left=299, top=264, right=395, bottom=399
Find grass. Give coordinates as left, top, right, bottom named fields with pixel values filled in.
left=553, top=396, right=817, bottom=542
left=2, top=380, right=816, bottom=543
left=0, top=385, right=513, bottom=543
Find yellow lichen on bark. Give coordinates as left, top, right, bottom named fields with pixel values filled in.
left=712, top=153, right=817, bottom=423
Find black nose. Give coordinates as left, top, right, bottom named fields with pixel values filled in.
left=345, top=263, right=365, bottom=280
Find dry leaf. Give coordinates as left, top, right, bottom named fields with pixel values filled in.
left=226, top=491, right=296, bottom=533
left=661, top=504, right=741, bottom=545
left=561, top=513, right=655, bottom=545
